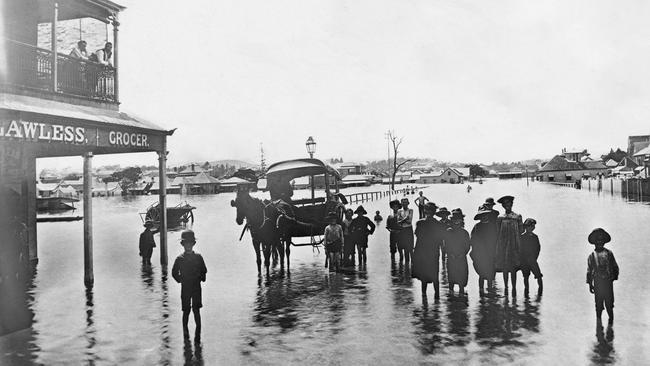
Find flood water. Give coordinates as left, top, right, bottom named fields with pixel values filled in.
left=1, top=179, right=650, bottom=365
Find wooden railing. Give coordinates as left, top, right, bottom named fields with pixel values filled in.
left=344, top=186, right=429, bottom=204
left=2, top=39, right=117, bottom=103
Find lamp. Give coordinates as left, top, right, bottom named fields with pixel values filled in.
left=305, top=136, right=316, bottom=158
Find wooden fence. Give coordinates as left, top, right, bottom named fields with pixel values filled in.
left=344, top=186, right=428, bottom=205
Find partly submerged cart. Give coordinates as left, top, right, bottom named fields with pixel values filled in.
left=140, top=201, right=195, bottom=227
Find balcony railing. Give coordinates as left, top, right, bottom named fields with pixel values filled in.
left=2, top=39, right=117, bottom=103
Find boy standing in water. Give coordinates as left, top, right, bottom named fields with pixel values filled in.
left=139, top=220, right=156, bottom=265
left=324, top=212, right=344, bottom=272
left=586, top=228, right=619, bottom=324
left=520, top=218, right=543, bottom=295
left=172, top=230, right=208, bottom=340
left=386, top=200, right=402, bottom=262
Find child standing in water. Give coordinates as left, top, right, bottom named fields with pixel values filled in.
left=520, top=218, right=543, bottom=295
left=586, top=228, right=619, bottom=324
left=342, top=209, right=354, bottom=266
left=324, top=213, right=344, bottom=272
left=386, top=200, right=402, bottom=262
left=446, top=209, right=470, bottom=296
left=350, top=205, right=376, bottom=265
left=172, top=230, right=207, bottom=341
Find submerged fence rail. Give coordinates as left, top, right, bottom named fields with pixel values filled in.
left=344, top=186, right=429, bottom=205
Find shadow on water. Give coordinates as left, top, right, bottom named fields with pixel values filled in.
left=240, top=263, right=368, bottom=358
left=591, top=323, right=616, bottom=365
left=412, top=302, right=443, bottom=354
left=158, top=270, right=172, bottom=365
left=474, top=291, right=542, bottom=356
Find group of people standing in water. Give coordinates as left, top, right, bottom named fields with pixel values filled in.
left=390, top=194, right=544, bottom=299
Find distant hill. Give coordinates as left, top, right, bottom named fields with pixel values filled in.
left=208, top=160, right=257, bottom=168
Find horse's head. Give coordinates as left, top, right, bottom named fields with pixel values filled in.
left=231, top=188, right=262, bottom=226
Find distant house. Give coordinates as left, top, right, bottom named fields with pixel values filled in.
left=219, top=177, right=256, bottom=192
left=176, top=164, right=209, bottom=177
left=173, top=172, right=220, bottom=194
left=538, top=149, right=607, bottom=182
left=415, top=168, right=463, bottom=184
left=334, top=162, right=365, bottom=178
left=604, top=159, right=619, bottom=168
left=498, top=171, right=524, bottom=179
left=339, top=174, right=374, bottom=188
left=60, top=178, right=85, bottom=193
left=611, top=156, right=638, bottom=177
left=633, top=145, right=650, bottom=166
left=92, top=180, right=120, bottom=197
left=628, top=135, right=650, bottom=156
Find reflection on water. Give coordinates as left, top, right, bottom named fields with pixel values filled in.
left=1, top=181, right=649, bottom=364
left=592, top=323, right=616, bottom=365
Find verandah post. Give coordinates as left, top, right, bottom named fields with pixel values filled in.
left=158, top=146, right=168, bottom=267
left=83, top=152, right=93, bottom=288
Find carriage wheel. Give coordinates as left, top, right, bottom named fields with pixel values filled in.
left=180, top=211, right=194, bottom=224
left=145, top=207, right=161, bottom=224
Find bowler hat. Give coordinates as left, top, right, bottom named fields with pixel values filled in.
left=423, top=202, right=438, bottom=213
left=451, top=208, right=465, bottom=218
left=588, top=228, right=611, bottom=245
left=435, top=207, right=451, bottom=218
left=497, top=195, right=514, bottom=204
left=484, top=198, right=496, bottom=206
left=523, top=218, right=537, bottom=227
left=143, top=219, right=154, bottom=228
left=354, top=205, right=367, bottom=215
left=180, top=229, right=197, bottom=243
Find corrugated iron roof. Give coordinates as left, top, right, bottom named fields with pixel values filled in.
left=1, top=93, right=169, bottom=133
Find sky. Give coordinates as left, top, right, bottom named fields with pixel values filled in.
left=36, top=0, right=650, bottom=169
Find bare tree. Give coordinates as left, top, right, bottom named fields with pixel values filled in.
left=388, top=131, right=415, bottom=190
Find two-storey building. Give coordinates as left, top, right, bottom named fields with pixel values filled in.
left=1, top=0, right=174, bottom=335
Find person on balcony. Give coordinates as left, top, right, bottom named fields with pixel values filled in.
left=69, top=40, right=88, bottom=60
left=89, top=42, right=113, bottom=66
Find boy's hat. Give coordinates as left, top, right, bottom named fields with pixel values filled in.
left=389, top=199, right=401, bottom=208
left=143, top=219, right=154, bottom=228
left=325, top=212, right=338, bottom=221
left=523, top=218, right=537, bottom=227
left=588, top=228, right=611, bottom=245
left=497, top=195, right=514, bottom=204
left=180, top=229, right=197, bottom=243
left=435, top=207, right=451, bottom=218
left=423, top=202, right=438, bottom=213
left=354, top=205, right=367, bottom=215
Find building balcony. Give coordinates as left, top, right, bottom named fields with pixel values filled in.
left=1, top=38, right=117, bottom=105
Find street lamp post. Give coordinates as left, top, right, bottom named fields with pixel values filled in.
left=305, top=136, right=317, bottom=201
left=306, top=136, right=316, bottom=159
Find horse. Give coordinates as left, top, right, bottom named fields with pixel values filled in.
left=231, top=189, right=291, bottom=274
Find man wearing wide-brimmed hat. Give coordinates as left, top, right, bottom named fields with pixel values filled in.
left=412, top=201, right=444, bottom=299
left=469, top=206, right=498, bottom=294
left=586, top=228, right=619, bottom=324
left=139, top=219, right=157, bottom=265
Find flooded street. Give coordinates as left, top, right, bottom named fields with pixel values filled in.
left=2, top=179, right=650, bottom=365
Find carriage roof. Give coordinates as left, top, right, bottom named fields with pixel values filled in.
left=266, top=158, right=341, bottom=181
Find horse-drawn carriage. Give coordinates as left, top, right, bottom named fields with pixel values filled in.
left=231, top=158, right=346, bottom=273
left=139, top=201, right=195, bottom=228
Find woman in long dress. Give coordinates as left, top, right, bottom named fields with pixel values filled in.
left=470, top=206, right=498, bottom=294
left=495, top=195, right=523, bottom=293
left=446, top=209, right=470, bottom=296
left=412, top=202, right=445, bottom=299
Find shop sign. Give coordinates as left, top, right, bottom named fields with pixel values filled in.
left=0, top=120, right=155, bottom=149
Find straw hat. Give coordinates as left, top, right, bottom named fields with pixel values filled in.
left=435, top=207, right=451, bottom=218
left=474, top=208, right=493, bottom=220
left=497, top=195, right=514, bottom=204
left=354, top=205, right=367, bottom=215
left=451, top=208, right=465, bottom=219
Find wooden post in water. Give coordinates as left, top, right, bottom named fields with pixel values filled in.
left=158, top=147, right=168, bottom=267
left=83, top=152, right=93, bottom=288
